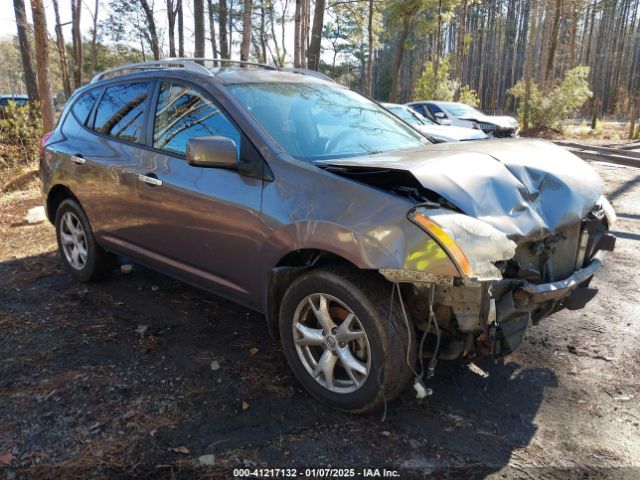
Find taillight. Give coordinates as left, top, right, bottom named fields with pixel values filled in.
left=39, top=131, right=53, bottom=156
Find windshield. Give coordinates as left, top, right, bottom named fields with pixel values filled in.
left=389, top=106, right=435, bottom=126
left=230, top=82, right=429, bottom=161
left=441, top=103, right=482, bottom=118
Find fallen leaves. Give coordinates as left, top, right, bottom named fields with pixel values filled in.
left=0, top=451, right=13, bottom=465
left=169, top=446, right=190, bottom=455
left=241, top=401, right=250, bottom=411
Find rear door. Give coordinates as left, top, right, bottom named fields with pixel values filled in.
left=51, top=81, right=153, bottom=247
left=134, top=80, right=265, bottom=308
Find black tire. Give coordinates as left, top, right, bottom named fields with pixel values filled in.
left=279, top=265, right=415, bottom=414
left=55, top=198, right=116, bottom=282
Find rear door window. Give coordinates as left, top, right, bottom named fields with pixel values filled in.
left=153, top=82, right=241, bottom=156
left=70, top=89, right=100, bottom=124
left=93, top=82, right=150, bottom=143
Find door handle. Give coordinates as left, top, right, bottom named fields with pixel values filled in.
left=138, top=173, right=163, bottom=186
left=71, top=154, right=86, bottom=165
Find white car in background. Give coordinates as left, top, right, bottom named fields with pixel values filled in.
left=407, top=101, right=518, bottom=138
left=383, top=103, right=488, bottom=143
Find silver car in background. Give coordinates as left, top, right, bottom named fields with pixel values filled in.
left=383, top=102, right=487, bottom=142
left=408, top=101, right=519, bottom=137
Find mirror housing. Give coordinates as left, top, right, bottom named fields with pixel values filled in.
left=187, top=136, right=238, bottom=168
left=434, top=112, right=446, bottom=119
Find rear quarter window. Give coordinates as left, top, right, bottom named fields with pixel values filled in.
left=93, top=82, right=150, bottom=143
left=70, top=89, right=100, bottom=124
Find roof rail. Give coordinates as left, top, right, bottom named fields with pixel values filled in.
left=91, top=57, right=335, bottom=83
left=91, top=58, right=279, bottom=83
left=91, top=59, right=213, bottom=83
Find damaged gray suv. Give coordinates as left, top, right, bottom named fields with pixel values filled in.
left=40, top=59, right=616, bottom=413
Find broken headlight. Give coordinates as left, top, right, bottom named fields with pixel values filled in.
left=408, top=207, right=517, bottom=282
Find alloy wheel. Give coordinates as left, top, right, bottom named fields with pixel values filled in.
left=292, top=293, right=371, bottom=394
left=59, top=211, right=88, bottom=270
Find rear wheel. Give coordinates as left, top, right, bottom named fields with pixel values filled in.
left=55, top=199, right=116, bottom=282
left=279, top=266, right=415, bottom=413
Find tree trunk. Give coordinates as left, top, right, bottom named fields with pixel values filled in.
left=280, top=0, right=288, bottom=63
left=208, top=0, right=218, bottom=59
left=455, top=0, right=468, bottom=82
left=307, top=0, right=325, bottom=71
left=30, top=0, right=55, bottom=131
left=178, top=0, right=185, bottom=56
left=52, top=0, right=72, bottom=99
left=258, top=0, right=267, bottom=63
left=167, top=0, right=177, bottom=57
left=12, top=0, right=39, bottom=102
left=71, top=0, right=83, bottom=87
left=522, top=0, right=539, bottom=130
left=219, top=0, right=229, bottom=58
left=568, top=0, right=578, bottom=69
left=390, top=24, right=410, bottom=102
left=240, top=0, right=252, bottom=62
left=629, top=98, right=638, bottom=139
left=365, top=0, right=374, bottom=95
left=544, top=0, right=563, bottom=85
left=294, top=0, right=302, bottom=67
left=140, top=0, right=161, bottom=60
left=194, top=0, right=206, bottom=59
left=90, top=0, right=99, bottom=75
left=434, top=0, right=443, bottom=80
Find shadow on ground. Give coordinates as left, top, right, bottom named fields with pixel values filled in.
left=0, top=252, right=557, bottom=479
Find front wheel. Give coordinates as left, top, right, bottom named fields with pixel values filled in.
left=55, top=199, right=116, bottom=282
left=279, top=266, right=415, bottom=413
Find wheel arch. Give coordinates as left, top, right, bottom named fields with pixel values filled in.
left=46, top=184, right=80, bottom=224
left=264, top=248, right=383, bottom=339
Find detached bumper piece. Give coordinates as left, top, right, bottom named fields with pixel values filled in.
left=514, top=250, right=608, bottom=308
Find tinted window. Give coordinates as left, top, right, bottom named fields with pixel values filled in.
left=153, top=82, right=241, bottom=155
left=427, top=103, right=443, bottom=115
left=94, top=83, right=149, bottom=143
left=71, top=89, right=99, bottom=124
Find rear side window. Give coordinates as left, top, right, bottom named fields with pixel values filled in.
left=70, top=89, right=99, bottom=124
left=153, top=82, right=240, bottom=155
left=427, top=103, right=443, bottom=115
left=94, top=82, right=149, bottom=143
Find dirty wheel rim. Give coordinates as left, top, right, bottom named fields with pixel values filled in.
left=60, top=211, right=88, bottom=270
left=293, top=293, right=371, bottom=394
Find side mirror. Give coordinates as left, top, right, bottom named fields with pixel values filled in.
left=434, top=112, right=446, bottom=119
left=187, top=136, right=238, bottom=168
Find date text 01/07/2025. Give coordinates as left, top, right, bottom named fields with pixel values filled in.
left=232, top=468, right=401, bottom=478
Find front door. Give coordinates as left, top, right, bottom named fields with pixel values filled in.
left=134, top=80, right=266, bottom=308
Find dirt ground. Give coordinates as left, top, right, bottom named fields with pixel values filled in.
left=1, top=156, right=639, bottom=479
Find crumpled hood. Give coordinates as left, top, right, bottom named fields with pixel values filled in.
left=415, top=124, right=487, bottom=141
left=322, top=139, right=603, bottom=242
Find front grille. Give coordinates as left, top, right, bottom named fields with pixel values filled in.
left=478, top=123, right=496, bottom=133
